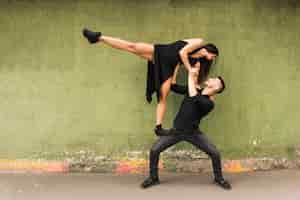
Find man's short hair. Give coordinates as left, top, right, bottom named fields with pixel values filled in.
left=217, top=76, right=226, bottom=94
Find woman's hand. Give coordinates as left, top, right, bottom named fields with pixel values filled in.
left=194, top=61, right=201, bottom=69
left=190, top=67, right=199, bottom=76
left=190, top=61, right=200, bottom=77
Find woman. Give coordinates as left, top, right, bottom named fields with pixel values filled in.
left=82, top=28, right=219, bottom=133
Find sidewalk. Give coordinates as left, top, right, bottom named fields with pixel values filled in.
left=0, top=169, right=299, bottom=200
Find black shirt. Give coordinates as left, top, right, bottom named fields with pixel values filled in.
left=171, top=84, right=215, bottom=131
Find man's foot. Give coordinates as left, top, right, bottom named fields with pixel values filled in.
left=140, top=177, right=160, bottom=189
left=82, top=28, right=102, bottom=44
left=154, top=125, right=171, bottom=136
left=214, top=178, right=232, bottom=190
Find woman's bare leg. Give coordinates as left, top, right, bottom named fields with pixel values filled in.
left=99, top=36, right=154, bottom=61
left=83, top=28, right=154, bottom=61
left=156, top=78, right=172, bottom=126
left=101, top=36, right=170, bottom=125
left=83, top=29, right=173, bottom=126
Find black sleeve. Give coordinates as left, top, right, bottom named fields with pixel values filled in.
left=191, top=94, right=206, bottom=104
left=191, top=94, right=214, bottom=108
left=170, top=84, right=188, bottom=95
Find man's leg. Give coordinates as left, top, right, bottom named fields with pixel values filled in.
left=184, top=131, right=232, bottom=190
left=141, top=135, right=182, bottom=189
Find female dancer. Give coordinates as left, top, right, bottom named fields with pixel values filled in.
left=82, top=28, right=219, bottom=133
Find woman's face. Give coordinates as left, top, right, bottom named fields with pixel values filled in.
left=207, top=53, right=217, bottom=61
left=200, top=48, right=217, bottom=61
left=204, top=50, right=217, bottom=61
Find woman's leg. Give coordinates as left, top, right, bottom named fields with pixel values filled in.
left=83, top=28, right=154, bottom=61
left=156, top=77, right=172, bottom=126
left=84, top=29, right=172, bottom=126
left=99, top=36, right=154, bottom=61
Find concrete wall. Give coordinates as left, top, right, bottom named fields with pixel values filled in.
left=0, top=0, right=299, bottom=159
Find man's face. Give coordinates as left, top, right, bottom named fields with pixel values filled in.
left=204, top=78, right=222, bottom=94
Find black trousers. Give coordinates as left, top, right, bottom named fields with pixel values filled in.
left=149, top=129, right=223, bottom=180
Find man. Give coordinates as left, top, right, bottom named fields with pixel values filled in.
left=141, top=64, right=232, bottom=190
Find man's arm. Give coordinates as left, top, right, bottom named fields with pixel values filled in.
left=171, top=64, right=188, bottom=95
left=188, top=64, right=213, bottom=105
left=171, top=84, right=188, bottom=95
left=188, top=62, right=201, bottom=97
left=188, top=70, right=199, bottom=97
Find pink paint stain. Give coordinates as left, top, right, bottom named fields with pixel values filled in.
left=115, top=159, right=163, bottom=174
left=223, top=160, right=252, bottom=173
left=0, top=160, right=69, bottom=173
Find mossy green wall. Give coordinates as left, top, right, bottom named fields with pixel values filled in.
left=0, top=0, right=299, bottom=159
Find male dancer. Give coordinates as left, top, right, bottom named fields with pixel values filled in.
left=141, top=65, right=232, bottom=190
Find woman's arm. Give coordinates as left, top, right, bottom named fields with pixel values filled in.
left=179, top=38, right=204, bottom=72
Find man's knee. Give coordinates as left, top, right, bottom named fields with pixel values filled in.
left=209, top=150, right=221, bottom=160
left=150, top=146, right=161, bottom=157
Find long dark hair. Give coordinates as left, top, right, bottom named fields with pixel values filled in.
left=198, top=57, right=213, bottom=83
left=189, top=43, right=219, bottom=83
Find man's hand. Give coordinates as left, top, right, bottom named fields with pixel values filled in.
left=154, top=127, right=172, bottom=136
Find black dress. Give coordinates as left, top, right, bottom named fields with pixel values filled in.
left=146, top=40, right=199, bottom=103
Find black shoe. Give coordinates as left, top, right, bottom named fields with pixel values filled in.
left=82, top=28, right=102, bottom=44
left=214, top=178, right=232, bottom=190
left=141, top=177, right=160, bottom=189
left=154, top=125, right=170, bottom=136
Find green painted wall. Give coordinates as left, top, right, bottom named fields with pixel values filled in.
left=0, top=0, right=299, bottom=159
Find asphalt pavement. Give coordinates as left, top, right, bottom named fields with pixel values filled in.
left=0, top=169, right=299, bottom=200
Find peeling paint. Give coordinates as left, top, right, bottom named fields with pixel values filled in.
left=224, top=160, right=252, bottom=173
left=0, top=160, right=69, bottom=173
left=1, top=149, right=300, bottom=174
left=115, top=159, right=163, bottom=174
